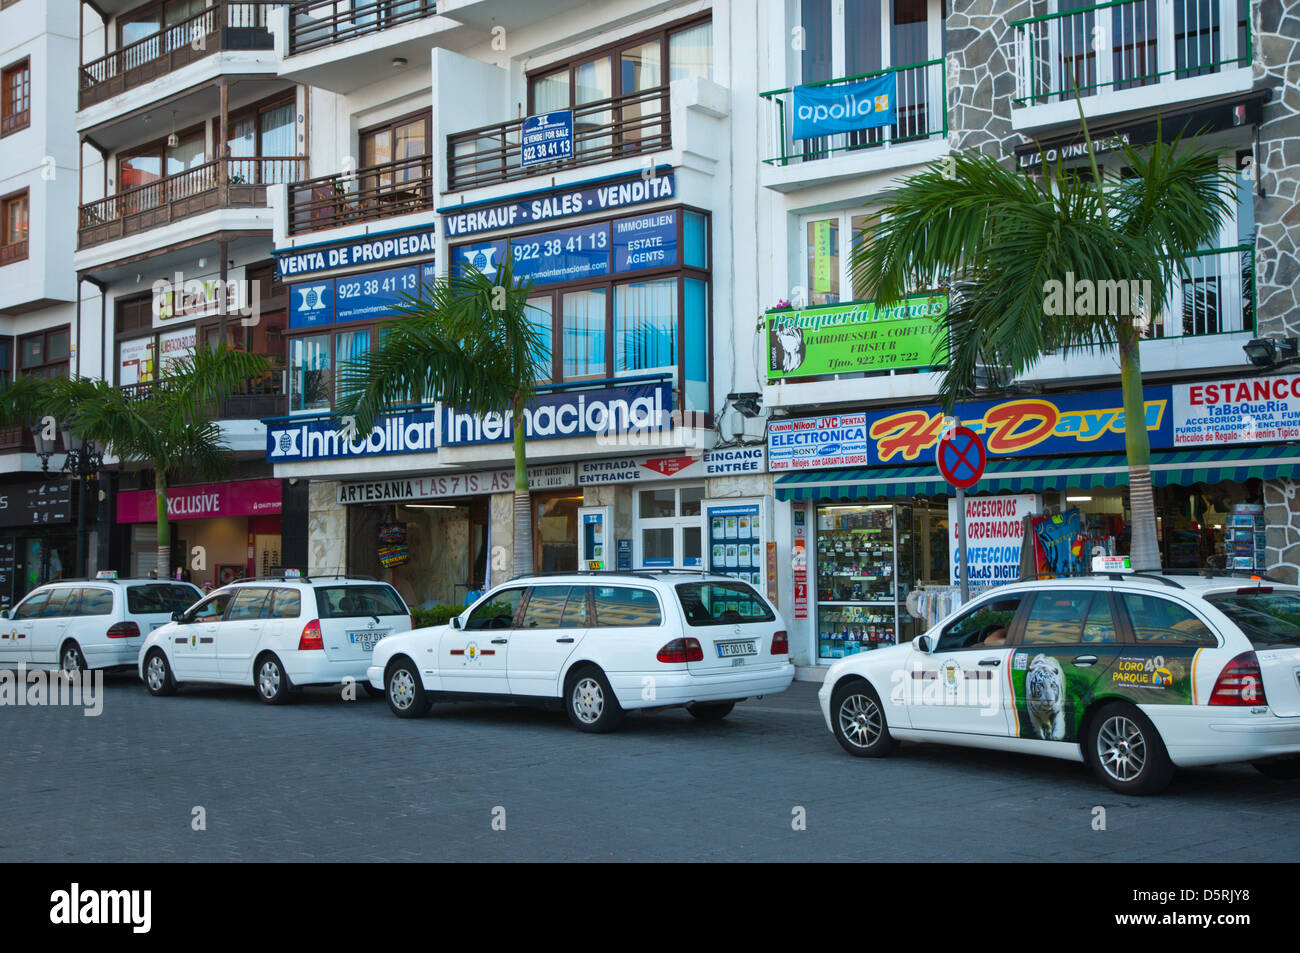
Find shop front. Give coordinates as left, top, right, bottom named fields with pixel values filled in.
left=0, top=477, right=76, bottom=609
left=117, top=478, right=284, bottom=586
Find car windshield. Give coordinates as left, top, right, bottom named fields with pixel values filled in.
left=315, top=585, right=407, bottom=619
left=1205, top=589, right=1300, bottom=648
left=127, top=584, right=200, bottom=614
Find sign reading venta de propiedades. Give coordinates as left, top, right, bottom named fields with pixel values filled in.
left=792, top=73, right=896, bottom=141
left=266, top=383, right=674, bottom=462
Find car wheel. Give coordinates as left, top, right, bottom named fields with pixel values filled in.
left=362, top=682, right=385, bottom=699
left=1253, top=755, right=1300, bottom=780
left=143, top=650, right=177, bottom=697
left=60, top=641, right=87, bottom=673
left=565, top=667, right=624, bottom=733
left=1085, top=702, right=1174, bottom=795
left=687, top=701, right=735, bottom=721
left=385, top=658, right=431, bottom=718
left=254, top=654, right=291, bottom=705
left=831, top=679, right=898, bottom=758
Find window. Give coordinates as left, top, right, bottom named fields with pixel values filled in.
left=935, top=594, right=1025, bottom=651
left=615, top=278, right=676, bottom=375
left=315, top=585, right=407, bottom=619
left=1, top=58, right=29, bottom=136
left=18, top=326, right=70, bottom=380
left=227, top=588, right=272, bottom=621
left=128, top=583, right=199, bottom=614
left=562, top=288, right=607, bottom=379
left=225, top=96, right=297, bottom=185
left=636, top=485, right=704, bottom=569
left=41, top=589, right=78, bottom=618
left=266, top=589, right=302, bottom=620
left=189, top=591, right=233, bottom=622
left=676, top=582, right=774, bottom=625
left=1022, top=590, right=1117, bottom=645
left=520, top=586, right=569, bottom=628
left=559, top=587, right=589, bottom=628
left=1, top=190, right=28, bottom=265
left=12, top=590, right=49, bottom=620
left=1124, top=593, right=1219, bottom=647
left=360, top=110, right=430, bottom=189
left=78, top=589, right=115, bottom=616
left=465, top=588, right=526, bottom=630
left=289, top=334, right=332, bottom=412
left=592, top=586, right=662, bottom=626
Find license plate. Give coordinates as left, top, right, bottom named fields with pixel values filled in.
left=716, top=640, right=757, bottom=658
left=348, top=631, right=388, bottom=650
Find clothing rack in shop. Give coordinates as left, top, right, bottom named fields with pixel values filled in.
left=907, top=584, right=963, bottom=629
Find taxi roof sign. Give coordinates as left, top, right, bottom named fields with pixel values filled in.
left=1092, top=555, right=1132, bottom=573
left=283, top=569, right=302, bottom=578
left=95, top=570, right=118, bottom=579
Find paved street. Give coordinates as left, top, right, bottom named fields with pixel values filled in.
left=2, top=673, right=1297, bottom=862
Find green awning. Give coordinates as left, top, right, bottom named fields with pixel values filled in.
left=773, top=445, right=1300, bottom=501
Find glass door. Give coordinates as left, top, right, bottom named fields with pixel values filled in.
left=636, top=485, right=704, bottom=568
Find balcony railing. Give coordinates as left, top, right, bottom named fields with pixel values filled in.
left=760, top=59, right=947, bottom=166
left=1, top=108, right=29, bottom=136
left=288, top=0, right=438, bottom=56
left=0, top=239, right=27, bottom=266
left=288, top=153, right=434, bottom=235
left=79, top=2, right=281, bottom=110
left=1142, top=244, right=1254, bottom=339
left=78, top=156, right=304, bottom=249
left=121, top=380, right=287, bottom=420
left=447, top=85, right=671, bottom=192
left=1013, top=0, right=1251, bottom=106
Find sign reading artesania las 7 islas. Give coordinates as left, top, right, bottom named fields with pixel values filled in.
left=766, top=294, right=948, bottom=379
left=266, top=383, right=673, bottom=462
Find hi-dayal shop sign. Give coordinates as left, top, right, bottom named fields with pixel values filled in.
left=767, top=294, right=948, bottom=379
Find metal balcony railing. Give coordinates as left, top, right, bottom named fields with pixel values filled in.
left=759, top=59, right=947, bottom=166
left=78, top=156, right=304, bottom=249
left=79, top=2, right=281, bottom=111
left=121, top=379, right=288, bottom=421
left=288, top=153, right=434, bottom=235
left=447, top=85, right=671, bottom=191
left=288, top=0, right=438, bottom=56
left=1142, top=244, right=1255, bottom=339
left=1013, top=0, right=1251, bottom=106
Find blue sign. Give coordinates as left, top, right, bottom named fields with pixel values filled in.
left=792, top=73, right=897, bottom=141
left=616, top=538, right=632, bottom=571
left=936, top=426, right=986, bottom=488
left=612, top=210, right=677, bottom=273
left=268, top=411, right=441, bottom=462
left=455, top=223, right=611, bottom=287
left=275, top=226, right=438, bottom=278
left=335, top=266, right=421, bottom=323
left=289, top=279, right=334, bottom=330
left=443, top=171, right=677, bottom=238
left=521, top=110, right=574, bottom=167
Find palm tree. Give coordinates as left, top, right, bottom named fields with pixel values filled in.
left=336, top=256, right=548, bottom=579
left=38, top=343, right=269, bottom=578
left=851, top=125, right=1237, bottom=571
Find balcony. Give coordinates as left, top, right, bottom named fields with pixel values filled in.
left=0, top=239, right=26, bottom=267
left=79, top=1, right=279, bottom=112
left=120, top=381, right=287, bottom=422
left=288, top=0, right=438, bottom=55
left=78, top=156, right=304, bottom=250
left=288, top=153, right=434, bottom=236
left=1142, top=244, right=1254, bottom=339
left=1012, top=0, right=1252, bottom=126
left=447, top=85, right=671, bottom=192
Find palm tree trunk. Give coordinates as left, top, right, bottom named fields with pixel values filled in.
left=155, top=472, right=171, bottom=580
left=1120, top=325, right=1161, bottom=571
left=511, top=401, right=533, bottom=579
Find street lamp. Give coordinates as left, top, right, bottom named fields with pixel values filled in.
left=1243, top=336, right=1300, bottom=370
left=31, top=423, right=56, bottom=472
left=61, top=423, right=103, bottom=578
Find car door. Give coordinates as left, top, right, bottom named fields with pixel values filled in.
left=1008, top=588, right=1125, bottom=744
left=33, top=587, right=78, bottom=665
left=508, top=585, right=589, bottom=697
left=438, top=587, right=525, bottom=694
left=174, top=590, right=232, bottom=680
left=907, top=591, right=1027, bottom=736
left=217, top=587, right=273, bottom=679
left=2, top=589, right=48, bottom=662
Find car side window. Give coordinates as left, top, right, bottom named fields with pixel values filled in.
left=464, top=589, right=525, bottom=630
left=40, top=589, right=78, bottom=618
left=13, top=590, right=50, bottom=620
left=935, top=594, right=1025, bottom=651
left=227, top=588, right=272, bottom=621
left=1021, top=590, right=1118, bottom=645
left=190, top=592, right=233, bottom=622
left=592, top=586, right=663, bottom=627
left=1119, top=593, right=1218, bottom=646
left=520, top=586, right=568, bottom=628
left=77, top=588, right=115, bottom=616
left=560, top=587, right=589, bottom=628
left=266, top=589, right=302, bottom=620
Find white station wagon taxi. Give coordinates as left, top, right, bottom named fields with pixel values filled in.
left=819, top=571, right=1300, bottom=794
left=368, top=572, right=794, bottom=731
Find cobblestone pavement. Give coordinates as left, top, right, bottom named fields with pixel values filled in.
left=2, top=674, right=1297, bottom=861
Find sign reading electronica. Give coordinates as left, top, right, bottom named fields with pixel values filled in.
left=275, top=226, right=439, bottom=278
left=521, top=110, right=573, bottom=167
left=442, top=171, right=676, bottom=238
left=1173, top=373, right=1300, bottom=446
left=289, top=263, right=437, bottom=329
left=792, top=72, right=897, bottom=141
left=768, top=386, right=1174, bottom=472
left=766, top=295, right=947, bottom=379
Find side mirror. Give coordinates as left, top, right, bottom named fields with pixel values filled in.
left=171, top=610, right=186, bottom=624
left=451, top=615, right=462, bottom=630
left=0, top=609, right=8, bottom=620
left=914, top=635, right=932, bottom=654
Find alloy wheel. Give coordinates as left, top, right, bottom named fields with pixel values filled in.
left=838, top=693, right=882, bottom=749
left=389, top=669, right=415, bottom=711
left=258, top=661, right=281, bottom=700
left=1097, top=714, right=1147, bottom=782
left=572, top=677, right=604, bottom=724
left=146, top=655, right=167, bottom=692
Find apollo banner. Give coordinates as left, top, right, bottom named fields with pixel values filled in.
left=791, top=73, right=897, bottom=141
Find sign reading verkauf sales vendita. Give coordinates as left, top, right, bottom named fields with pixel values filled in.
left=767, top=294, right=948, bottom=379
left=1172, top=374, right=1300, bottom=446
left=521, top=110, right=573, bottom=167
left=791, top=73, right=897, bottom=141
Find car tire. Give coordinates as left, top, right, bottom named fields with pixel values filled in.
left=254, top=654, right=292, bottom=705
left=385, top=657, right=431, bottom=718
left=565, top=667, right=624, bottom=733
left=1253, top=755, right=1300, bottom=780
left=831, top=679, right=898, bottom=757
left=687, top=701, right=735, bottom=721
left=143, top=649, right=178, bottom=697
left=1084, top=702, right=1174, bottom=795
left=60, top=641, right=87, bottom=673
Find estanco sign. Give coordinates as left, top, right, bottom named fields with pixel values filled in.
left=266, top=383, right=674, bottom=462
left=1173, top=373, right=1300, bottom=446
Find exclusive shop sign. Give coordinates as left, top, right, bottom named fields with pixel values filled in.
left=767, top=294, right=948, bottom=379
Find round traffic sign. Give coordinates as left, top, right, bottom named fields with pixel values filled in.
left=936, top=425, right=986, bottom=489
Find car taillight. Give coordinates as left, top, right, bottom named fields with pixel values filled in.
left=106, top=621, right=139, bottom=639
left=1209, top=651, right=1267, bottom=706
left=656, top=637, right=703, bottom=663
left=298, top=619, right=324, bottom=651
left=771, top=630, right=788, bottom=655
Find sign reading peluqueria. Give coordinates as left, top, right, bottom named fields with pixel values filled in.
left=765, top=294, right=948, bottom=380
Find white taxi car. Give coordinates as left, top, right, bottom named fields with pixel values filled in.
left=139, top=575, right=412, bottom=704
left=818, top=572, right=1300, bottom=794
left=368, top=572, right=794, bottom=732
left=0, top=577, right=200, bottom=671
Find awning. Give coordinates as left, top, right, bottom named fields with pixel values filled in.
left=774, top=446, right=1300, bottom=501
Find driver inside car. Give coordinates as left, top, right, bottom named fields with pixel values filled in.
left=981, top=625, right=1008, bottom=645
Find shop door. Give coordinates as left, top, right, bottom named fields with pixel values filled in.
left=635, top=485, right=704, bottom=569
left=534, top=494, right=580, bottom=573
left=132, top=525, right=158, bottom=579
